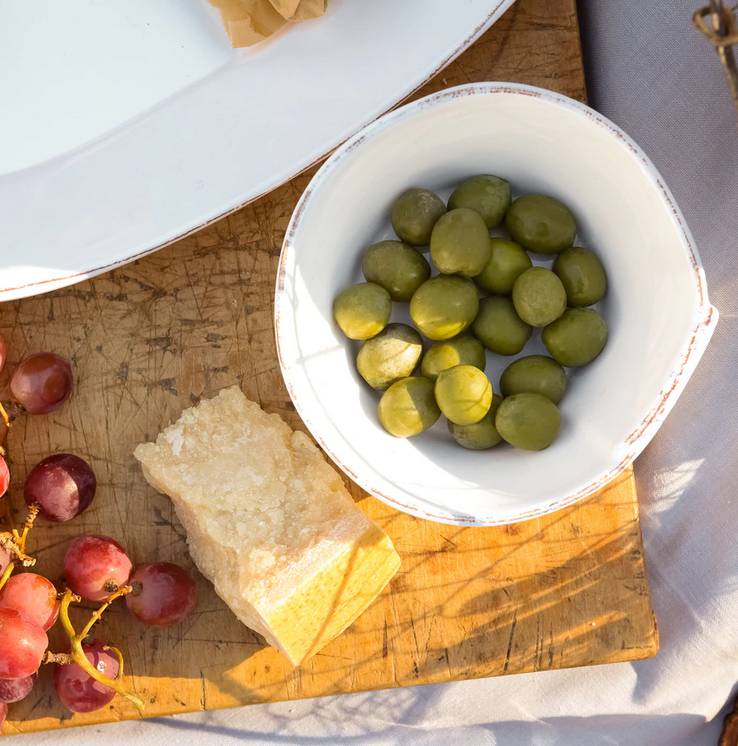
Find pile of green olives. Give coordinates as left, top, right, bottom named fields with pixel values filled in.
left=332, top=176, right=609, bottom=452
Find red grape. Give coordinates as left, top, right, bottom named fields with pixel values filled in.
left=0, top=675, right=34, bottom=703
left=0, top=458, right=8, bottom=499
left=0, top=608, right=47, bottom=679
left=53, top=640, right=119, bottom=713
left=64, top=535, right=132, bottom=602
left=0, top=574, right=59, bottom=631
left=24, top=454, right=96, bottom=522
left=126, top=563, right=197, bottom=627
left=0, top=335, right=5, bottom=374
left=9, top=353, right=73, bottom=415
left=0, top=701, right=6, bottom=730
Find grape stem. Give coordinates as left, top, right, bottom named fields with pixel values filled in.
left=0, top=402, right=9, bottom=457
left=0, top=562, right=13, bottom=594
left=0, top=401, right=23, bottom=456
left=54, top=588, right=144, bottom=711
left=103, top=644, right=125, bottom=679
left=78, top=585, right=132, bottom=641
left=42, top=651, right=73, bottom=666
left=15, top=503, right=38, bottom=554
left=0, top=534, right=34, bottom=566
left=0, top=504, right=39, bottom=593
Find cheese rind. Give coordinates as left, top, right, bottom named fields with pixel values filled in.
left=134, top=386, right=400, bottom=665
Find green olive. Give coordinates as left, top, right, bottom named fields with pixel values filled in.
left=472, top=296, right=532, bottom=356
left=430, top=208, right=492, bottom=277
left=542, top=308, right=608, bottom=367
left=434, top=365, right=493, bottom=425
left=391, top=188, right=447, bottom=246
left=499, top=355, right=567, bottom=404
left=362, top=240, right=431, bottom=302
left=357, top=323, right=423, bottom=390
left=410, top=276, right=479, bottom=341
left=512, top=267, right=567, bottom=327
left=447, top=175, right=511, bottom=229
left=505, top=194, right=576, bottom=254
left=378, top=377, right=441, bottom=437
left=420, top=336, right=486, bottom=382
left=448, top=394, right=504, bottom=450
left=475, top=238, right=532, bottom=295
left=495, top=393, right=561, bottom=451
left=553, top=246, right=608, bottom=307
left=333, top=282, right=391, bottom=340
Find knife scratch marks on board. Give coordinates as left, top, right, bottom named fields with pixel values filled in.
left=503, top=609, right=518, bottom=674
left=155, top=378, right=179, bottom=396
left=424, top=616, right=437, bottom=656
left=152, top=506, right=187, bottom=543
left=439, top=534, right=458, bottom=552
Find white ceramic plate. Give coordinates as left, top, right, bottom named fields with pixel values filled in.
left=275, top=83, right=718, bottom=526
left=0, top=0, right=515, bottom=301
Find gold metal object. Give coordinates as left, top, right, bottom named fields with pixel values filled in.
left=694, top=0, right=738, bottom=114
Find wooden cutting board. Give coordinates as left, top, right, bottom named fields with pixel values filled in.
left=0, top=0, right=658, bottom=735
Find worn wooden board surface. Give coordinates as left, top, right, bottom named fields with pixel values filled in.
left=0, top=0, right=658, bottom=734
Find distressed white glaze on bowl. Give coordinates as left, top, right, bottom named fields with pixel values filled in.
left=275, top=83, right=718, bottom=526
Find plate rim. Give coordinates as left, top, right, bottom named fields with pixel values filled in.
left=0, top=0, right=516, bottom=302
left=274, top=81, right=719, bottom=527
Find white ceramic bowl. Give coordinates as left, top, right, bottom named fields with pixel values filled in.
left=275, top=83, right=717, bottom=527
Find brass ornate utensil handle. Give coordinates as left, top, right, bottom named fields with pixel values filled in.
left=694, top=0, right=738, bottom=115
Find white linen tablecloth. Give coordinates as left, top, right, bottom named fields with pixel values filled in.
left=16, top=1, right=738, bottom=743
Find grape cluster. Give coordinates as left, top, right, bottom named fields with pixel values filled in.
left=0, top=337, right=198, bottom=725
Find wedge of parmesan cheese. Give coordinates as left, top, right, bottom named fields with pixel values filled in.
left=134, top=386, right=400, bottom=665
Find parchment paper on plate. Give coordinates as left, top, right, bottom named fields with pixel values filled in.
left=208, top=0, right=327, bottom=47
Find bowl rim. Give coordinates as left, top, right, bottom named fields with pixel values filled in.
left=274, top=81, right=719, bottom=526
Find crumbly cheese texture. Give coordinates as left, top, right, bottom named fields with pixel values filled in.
left=134, top=386, right=400, bottom=665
